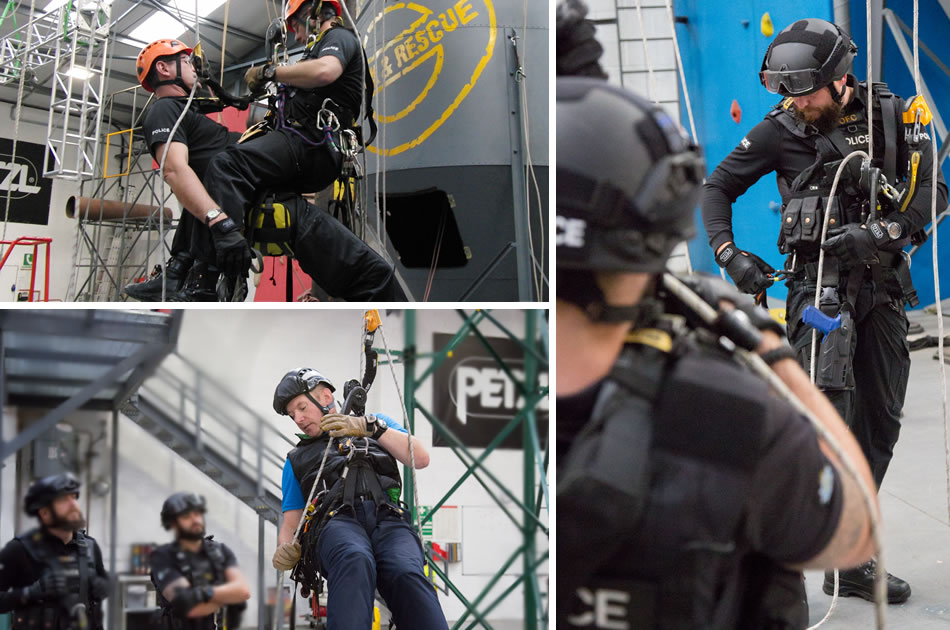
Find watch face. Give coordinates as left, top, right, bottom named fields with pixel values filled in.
left=887, top=222, right=902, bottom=239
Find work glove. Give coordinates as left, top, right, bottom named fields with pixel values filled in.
left=20, top=571, right=68, bottom=603
left=716, top=243, right=775, bottom=295
left=244, top=64, right=274, bottom=93
left=170, top=585, right=214, bottom=616
left=320, top=413, right=388, bottom=439
left=821, top=221, right=889, bottom=265
left=272, top=542, right=301, bottom=571
left=209, top=216, right=252, bottom=277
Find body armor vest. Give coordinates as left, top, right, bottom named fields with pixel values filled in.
left=13, top=529, right=102, bottom=630
left=559, top=335, right=807, bottom=630
left=287, top=433, right=401, bottom=519
left=767, top=81, right=903, bottom=258
left=153, top=538, right=228, bottom=630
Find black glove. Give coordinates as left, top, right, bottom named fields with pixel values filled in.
left=170, top=585, right=214, bottom=616
left=90, top=576, right=111, bottom=600
left=716, top=243, right=775, bottom=295
left=209, top=216, right=252, bottom=277
left=21, top=571, right=68, bottom=603
left=821, top=221, right=889, bottom=265
left=669, top=273, right=786, bottom=350
left=556, top=0, right=607, bottom=78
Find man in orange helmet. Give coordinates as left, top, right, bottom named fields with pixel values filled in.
left=128, top=38, right=247, bottom=301
left=200, top=0, right=375, bottom=278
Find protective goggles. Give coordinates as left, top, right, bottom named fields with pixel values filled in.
left=759, top=68, right=822, bottom=96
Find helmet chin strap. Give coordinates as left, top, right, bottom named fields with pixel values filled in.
left=151, top=56, right=190, bottom=92
left=828, top=81, right=846, bottom=104
left=305, top=390, right=334, bottom=415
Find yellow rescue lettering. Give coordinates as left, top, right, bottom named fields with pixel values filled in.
left=394, top=43, right=409, bottom=66
left=440, top=8, right=458, bottom=32
left=426, top=20, right=443, bottom=42
left=455, top=0, right=478, bottom=25
left=415, top=29, right=430, bottom=54
left=405, top=34, right=418, bottom=59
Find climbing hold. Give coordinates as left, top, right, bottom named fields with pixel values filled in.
left=761, top=12, right=774, bottom=37
left=730, top=99, right=742, bottom=124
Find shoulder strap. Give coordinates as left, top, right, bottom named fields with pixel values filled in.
left=75, top=532, right=90, bottom=606
left=872, top=82, right=900, bottom=182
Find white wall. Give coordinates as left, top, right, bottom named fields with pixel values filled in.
left=1, top=309, right=548, bottom=627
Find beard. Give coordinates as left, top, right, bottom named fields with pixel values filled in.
left=177, top=524, right=206, bottom=541
left=48, top=509, right=86, bottom=532
left=794, top=98, right=844, bottom=133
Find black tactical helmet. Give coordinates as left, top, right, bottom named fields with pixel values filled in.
left=557, top=78, right=704, bottom=275
left=760, top=18, right=857, bottom=97
left=161, top=492, right=206, bottom=529
left=273, top=368, right=335, bottom=415
left=556, top=0, right=607, bottom=78
left=23, top=472, right=81, bottom=516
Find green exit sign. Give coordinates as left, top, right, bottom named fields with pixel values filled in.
left=22, top=253, right=33, bottom=268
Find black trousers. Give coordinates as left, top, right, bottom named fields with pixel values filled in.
left=786, top=273, right=910, bottom=487
left=288, top=196, right=406, bottom=301
left=204, top=126, right=342, bottom=225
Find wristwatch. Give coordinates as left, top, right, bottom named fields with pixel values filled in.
left=885, top=221, right=902, bottom=240
left=205, top=208, right=223, bottom=225
left=367, top=415, right=388, bottom=440
left=263, top=64, right=277, bottom=81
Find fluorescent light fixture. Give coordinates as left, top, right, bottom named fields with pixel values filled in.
left=66, top=66, right=92, bottom=80
left=127, top=0, right=226, bottom=43
left=43, top=0, right=113, bottom=12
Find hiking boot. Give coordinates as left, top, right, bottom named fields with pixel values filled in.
left=823, top=559, right=911, bottom=604
left=168, top=263, right=220, bottom=302
left=124, top=255, right=192, bottom=301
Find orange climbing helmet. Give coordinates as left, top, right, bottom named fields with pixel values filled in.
left=285, top=0, right=342, bottom=34
left=136, top=39, right=193, bottom=92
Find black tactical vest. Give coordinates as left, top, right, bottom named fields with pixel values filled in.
left=13, top=529, right=103, bottom=630
left=152, top=537, right=229, bottom=630
left=559, top=336, right=807, bottom=630
left=287, top=433, right=401, bottom=519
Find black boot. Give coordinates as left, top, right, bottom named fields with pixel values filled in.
left=822, top=559, right=911, bottom=604
left=124, top=255, right=192, bottom=301
left=168, top=262, right=220, bottom=302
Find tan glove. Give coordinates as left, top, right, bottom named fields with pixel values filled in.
left=244, top=64, right=274, bottom=92
left=320, top=413, right=372, bottom=438
left=272, top=542, right=301, bottom=571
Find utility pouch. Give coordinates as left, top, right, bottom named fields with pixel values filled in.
left=815, top=310, right=854, bottom=390
left=780, top=196, right=840, bottom=254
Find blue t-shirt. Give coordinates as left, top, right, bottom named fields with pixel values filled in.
left=281, top=413, right=406, bottom=513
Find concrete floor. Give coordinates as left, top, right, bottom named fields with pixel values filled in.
left=804, top=304, right=950, bottom=628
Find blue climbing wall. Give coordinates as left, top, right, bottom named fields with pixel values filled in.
left=675, top=0, right=950, bottom=308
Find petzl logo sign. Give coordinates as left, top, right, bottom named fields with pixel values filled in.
left=432, top=332, right=548, bottom=449
left=0, top=139, right=52, bottom=225
left=363, top=0, right=497, bottom=156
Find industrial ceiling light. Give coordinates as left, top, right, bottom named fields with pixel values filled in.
left=127, top=0, right=227, bottom=44
left=66, top=66, right=92, bottom=80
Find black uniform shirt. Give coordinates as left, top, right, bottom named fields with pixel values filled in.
left=702, top=74, right=947, bottom=253
left=141, top=98, right=239, bottom=182
left=150, top=540, right=236, bottom=613
left=557, top=349, right=843, bottom=567
left=298, top=26, right=364, bottom=121
left=0, top=529, right=108, bottom=613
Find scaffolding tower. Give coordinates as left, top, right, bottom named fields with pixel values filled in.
left=393, top=310, right=550, bottom=629
left=66, top=85, right=177, bottom=302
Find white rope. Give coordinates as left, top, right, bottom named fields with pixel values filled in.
left=660, top=276, right=885, bottom=630
left=659, top=0, right=697, bottom=275
left=866, top=0, right=874, bottom=165
left=376, top=321, right=427, bottom=548
left=909, top=0, right=950, bottom=527
left=633, top=0, right=659, bottom=103
left=519, top=0, right=540, bottom=299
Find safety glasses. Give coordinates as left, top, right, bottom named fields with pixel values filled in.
left=759, top=68, right=820, bottom=96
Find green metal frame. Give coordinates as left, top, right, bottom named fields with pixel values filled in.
left=390, top=310, right=549, bottom=630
